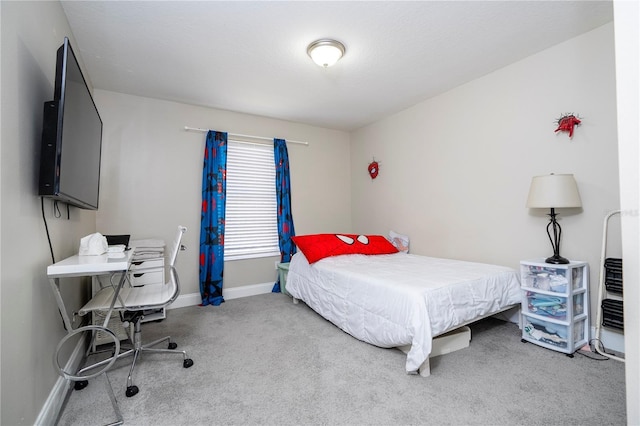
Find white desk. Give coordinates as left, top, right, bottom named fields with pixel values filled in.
left=47, top=250, right=135, bottom=425
left=47, top=250, right=134, bottom=335
left=47, top=251, right=133, bottom=277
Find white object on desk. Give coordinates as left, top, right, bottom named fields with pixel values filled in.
left=108, top=244, right=126, bottom=253
left=78, top=232, right=108, bottom=256
left=130, top=238, right=165, bottom=253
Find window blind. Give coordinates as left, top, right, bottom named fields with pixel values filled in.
left=224, top=140, right=280, bottom=260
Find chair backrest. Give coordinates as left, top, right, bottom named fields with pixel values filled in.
left=165, top=265, right=182, bottom=307
left=167, top=226, right=187, bottom=267
left=162, top=227, right=185, bottom=308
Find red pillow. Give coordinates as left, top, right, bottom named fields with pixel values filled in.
left=292, top=234, right=399, bottom=264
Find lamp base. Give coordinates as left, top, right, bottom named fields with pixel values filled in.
left=545, top=254, right=570, bottom=264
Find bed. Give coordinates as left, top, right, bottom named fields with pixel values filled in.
left=285, top=234, right=522, bottom=377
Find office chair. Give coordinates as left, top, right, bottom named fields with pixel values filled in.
left=77, top=225, right=193, bottom=397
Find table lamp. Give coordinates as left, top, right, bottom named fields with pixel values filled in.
left=526, top=173, right=582, bottom=264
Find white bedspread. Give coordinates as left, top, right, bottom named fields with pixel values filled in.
left=286, top=252, right=521, bottom=373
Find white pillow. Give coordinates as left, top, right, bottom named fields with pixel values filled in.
left=388, top=230, right=409, bottom=254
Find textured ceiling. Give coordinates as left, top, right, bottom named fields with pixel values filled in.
left=61, top=1, right=613, bottom=131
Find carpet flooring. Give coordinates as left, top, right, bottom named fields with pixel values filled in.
left=58, top=292, right=626, bottom=425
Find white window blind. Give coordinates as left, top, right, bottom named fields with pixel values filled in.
left=224, top=140, right=280, bottom=260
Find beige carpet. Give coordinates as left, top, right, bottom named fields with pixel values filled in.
left=58, top=292, right=626, bottom=425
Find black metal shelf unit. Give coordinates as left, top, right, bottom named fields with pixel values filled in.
left=602, top=257, right=623, bottom=330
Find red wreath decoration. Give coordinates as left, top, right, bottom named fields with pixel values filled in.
left=368, top=161, right=379, bottom=179
left=555, top=113, right=581, bottom=138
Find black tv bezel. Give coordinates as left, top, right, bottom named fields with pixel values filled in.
left=38, top=37, right=103, bottom=210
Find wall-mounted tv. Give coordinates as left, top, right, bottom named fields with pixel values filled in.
left=39, top=37, right=103, bottom=210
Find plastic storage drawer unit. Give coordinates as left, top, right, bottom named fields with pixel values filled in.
left=520, top=260, right=589, bottom=355
left=277, top=262, right=290, bottom=296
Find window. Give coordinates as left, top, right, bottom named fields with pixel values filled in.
left=224, top=140, right=280, bottom=260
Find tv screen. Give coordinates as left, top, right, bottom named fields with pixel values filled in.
left=39, top=37, right=103, bottom=210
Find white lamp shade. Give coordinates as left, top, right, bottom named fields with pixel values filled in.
left=526, top=174, right=582, bottom=208
left=307, top=39, right=345, bottom=67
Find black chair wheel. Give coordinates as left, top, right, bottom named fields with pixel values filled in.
left=168, top=342, right=177, bottom=350
left=126, top=385, right=139, bottom=397
left=184, top=358, right=194, bottom=368
left=74, top=380, right=88, bottom=391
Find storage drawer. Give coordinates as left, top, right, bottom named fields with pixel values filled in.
left=130, top=258, right=164, bottom=271
left=570, top=267, right=585, bottom=290
left=523, top=316, right=570, bottom=349
left=523, top=291, right=584, bottom=321
left=130, top=269, right=163, bottom=286
left=522, top=315, right=586, bottom=350
left=521, top=263, right=586, bottom=293
left=92, top=310, right=129, bottom=348
left=521, top=269, right=569, bottom=293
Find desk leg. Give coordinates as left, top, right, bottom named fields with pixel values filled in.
left=104, top=372, right=124, bottom=426
left=49, top=278, right=74, bottom=331
left=102, top=270, right=128, bottom=328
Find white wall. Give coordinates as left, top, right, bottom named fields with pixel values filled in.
left=93, top=91, right=352, bottom=297
left=613, top=0, right=640, bottom=422
left=351, top=23, right=619, bottom=327
left=1, top=2, right=98, bottom=424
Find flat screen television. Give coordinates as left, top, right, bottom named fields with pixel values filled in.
left=39, top=37, right=103, bottom=210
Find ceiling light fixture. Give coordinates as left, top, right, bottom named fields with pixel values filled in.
left=307, top=39, right=345, bottom=67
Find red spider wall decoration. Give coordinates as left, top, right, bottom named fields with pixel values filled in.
left=367, top=160, right=379, bottom=179
left=554, top=113, right=582, bottom=138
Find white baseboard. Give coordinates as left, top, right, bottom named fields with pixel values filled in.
left=224, top=281, right=275, bottom=300
left=36, top=333, right=87, bottom=425
left=170, top=292, right=202, bottom=309
left=169, top=281, right=275, bottom=309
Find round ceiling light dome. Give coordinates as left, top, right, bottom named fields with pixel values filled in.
left=307, top=39, right=345, bottom=67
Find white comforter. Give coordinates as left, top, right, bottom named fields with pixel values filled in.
left=286, top=252, right=521, bottom=373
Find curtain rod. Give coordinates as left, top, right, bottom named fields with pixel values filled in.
left=184, top=126, right=309, bottom=146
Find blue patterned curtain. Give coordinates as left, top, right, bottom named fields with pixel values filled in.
left=199, top=130, right=227, bottom=306
left=272, top=138, right=297, bottom=292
